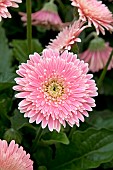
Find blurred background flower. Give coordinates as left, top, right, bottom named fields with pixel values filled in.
left=47, top=20, right=88, bottom=51
left=0, top=0, right=22, bottom=21
left=79, top=37, right=113, bottom=72
left=71, top=0, right=113, bottom=35
left=19, top=0, right=65, bottom=31
left=0, top=139, right=33, bottom=170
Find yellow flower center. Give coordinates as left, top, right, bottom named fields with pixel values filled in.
left=43, top=79, right=65, bottom=101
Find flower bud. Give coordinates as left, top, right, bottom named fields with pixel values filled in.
left=42, top=0, right=58, bottom=13
left=89, top=37, right=105, bottom=51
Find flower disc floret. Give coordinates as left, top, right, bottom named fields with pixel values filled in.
left=43, top=78, right=65, bottom=100
left=13, top=49, right=98, bottom=132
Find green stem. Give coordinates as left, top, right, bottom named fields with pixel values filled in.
left=84, top=32, right=98, bottom=43
left=55, top=0, right=64, bottom=11
left=36, top=0, right=41, bottom=10
left=31, top=126, right=43, bottom=153
left=26, top=0, right=32, bottom=54
left=68, top=126, right=76, bottom=139
left=97, top=50, right=113, bottom=88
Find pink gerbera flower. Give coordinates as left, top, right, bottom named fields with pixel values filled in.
left=13, top=49, right=98, bottom=132
left=79, top=37, right=113, bottom=72
left=47, top=20, right=88, bottom=52
left=71, top=0, right=113, bottom=35
left=19, top=0, right=63, bottom=31
left=0, top=0, right=22, bottom=21
left=0, top=139, right=33, bottom=170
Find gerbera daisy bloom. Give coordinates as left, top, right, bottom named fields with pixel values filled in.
left=71, top=0, right=113, bottom=35
left=79, top=37, right=113, bottom=72
left=0, top=0, right=22, bottom=21
left=0, top=139, right=33, bottom=170
left=13, top=49, right=98, bottom=132
left=19, top=0, right=63, bottom=31
left=47, top=20, right=88, bottom=52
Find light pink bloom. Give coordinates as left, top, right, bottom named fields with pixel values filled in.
left=71, top=0, right=113, bottom=35
left=0, top=0, right=22, bottom=21
left=47, top=20, right=88, bottom=52
left=19, top=1, right=64, bottom=31
left=0, top=139, right=33, bottom=170
left=79, top=38, right=113, bottom=72
left=13, top=49, right=98, bottom=132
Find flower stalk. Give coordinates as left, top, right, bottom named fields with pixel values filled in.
left=31, top=127, right=43, bottom=153
left=26, top=0, right=32, bottom=54
left=84, top=32, right=98, bottom=43
left=97, top=49, right=113, bottom=88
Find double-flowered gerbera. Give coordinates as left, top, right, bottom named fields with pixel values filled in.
left=47, top=20, right=88, bottom=52
left=0, top=139, right=33, bottom=170
left=79, top=37, right=113, bottom=72
left=0, top=0, right=22, bottom=21
left=13, top=49, right=98, bottom=132
left=71, top=0, right=113, bottom=35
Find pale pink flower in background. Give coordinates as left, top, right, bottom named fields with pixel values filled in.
left=13, top=49, right=98, bottom=132
left=71, top=0, right=113, bottom=35
left=0, top=0, right=22, bottom=21
left=79, top=37, right=113, bottom=72
left=0, top=139, right=33, bottom=170
left=19, top=0, right=64, bottom=31
left=20, top=10, right=63, bottom=30
left=47, top=20, right=89, bottom=52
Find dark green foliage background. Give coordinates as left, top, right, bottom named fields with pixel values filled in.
left=0, top=0, right=113, bottom=169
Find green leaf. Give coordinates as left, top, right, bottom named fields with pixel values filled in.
left=101, top=159, right=113, bottom=169
left=0, top=93, right=12, bottom=124
left=0, top=23, right=13, bottom=73
left=11, top=39, right=43, bottom=63
left=0, top=72, right=16, bottom=91
left=0, top=93, right=12, bottom=113
left=86, top=110, right=113, bottom=130
left=99, top=77, right=113, bottom=95
left=42, top=131, right=69, bottom=145
left=10, top=109, right=30, bottom=130
left=33, top=145, right=53, bottom=167
left=48, top=128, right=113, bottom=170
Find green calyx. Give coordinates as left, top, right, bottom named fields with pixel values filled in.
left=42, top=0, right=58, bottom=13
left=89, top=37, right=105, bottom=51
